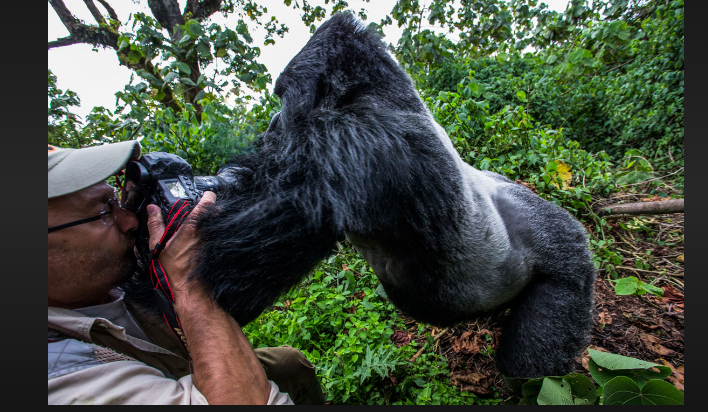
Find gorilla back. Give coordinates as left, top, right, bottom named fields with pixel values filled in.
left=193, top=13, right=596, bottom=380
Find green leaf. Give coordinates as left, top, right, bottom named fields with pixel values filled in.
left=602, top=377, right=683, bottom=405
left=172, top=83, right=186, bottom=96
left=516, top=90, right=527, bottom=102
left=186, top=19, right=204, bottom=38
left=568, top=48, right=592, bottom=64
left=172, top=62, right=191, bottom=75
left=180, top=77, right=198, bottom=87
left=197, top=42, right=211, bottom=58
left=565, top=373, right=597, bottom=405
left=194, top=90, right=206, bottom=102
left=216, top=47, right=227, bottom=57
left=639, top=282, right=664, bottom=297
left=588, top=350, right=671, bottom=387
left=637, top=379, right=684, bottom=405
left=589, top=349, right=664, bottom=371
left=613, top=276, right=638, bottom=295
left=537, top=377, right=573, bottom=405
left=161, top=72, right=179, bottom=89
left=136, top=69, right=161, bottom=87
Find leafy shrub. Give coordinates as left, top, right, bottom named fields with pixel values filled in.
left=243, top=242, right=496, bottom=405
left=520, top=349, right=683, bottom=405
left=427, top=85, right=615, bottom=217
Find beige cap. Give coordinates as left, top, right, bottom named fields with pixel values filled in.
left=48, top=141, right=142, bottom=199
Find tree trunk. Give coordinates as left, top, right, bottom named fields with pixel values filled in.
left=595, top=199, right=684, bottom=217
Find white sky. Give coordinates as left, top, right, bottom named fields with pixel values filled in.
left=48, top=0, right=571, bottom=120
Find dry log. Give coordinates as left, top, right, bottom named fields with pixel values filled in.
left=595, top=199, right=684, bottom=217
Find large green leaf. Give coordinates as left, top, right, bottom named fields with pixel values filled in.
left=589, top=348, right=665, bottom=371
left=588, top=349, right=671, bottom=387
left=602, top=377, right=683, bottom=405
left=536, top=377, right=573, bottom=405
left=638, top=379, right=684, bottom=405
left=565, top=373, right=597, bottom=405
left=530, top=374, right=598, bottom=405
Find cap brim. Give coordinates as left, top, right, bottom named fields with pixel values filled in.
left=48, top=141, right=141, bottom=199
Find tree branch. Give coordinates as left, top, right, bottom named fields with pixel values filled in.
left=47, top=24, right=119, bottom=50
left=49, top=0, right=81, bottom=32
left=49, top=0, right=185, bottom=115
left=595, top=199, right=684, bottom=217
left=83, top=0, right=107, bottom=26
left=147, top=0, right=183, bottom=42
left=95, top=0, right=118, bottom=21
left=185, top=0, right=223, bottom=20
left=48, top=36, right=85, bottom=49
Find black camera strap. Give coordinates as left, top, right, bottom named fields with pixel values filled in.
left=148, top=198, right=194, bottom=368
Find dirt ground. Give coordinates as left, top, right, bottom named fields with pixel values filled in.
left=393, top=206, right=685, bottom=400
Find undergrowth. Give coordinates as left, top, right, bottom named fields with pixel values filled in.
left=243, top=242, right=503, bottom=405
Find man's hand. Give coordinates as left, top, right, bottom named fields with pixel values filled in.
left=143, top=191, right=271, bottom=404
left=146, top=192, right=216, bottom=293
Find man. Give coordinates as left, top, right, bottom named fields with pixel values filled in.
left=48, top=141, right=325, bottom=404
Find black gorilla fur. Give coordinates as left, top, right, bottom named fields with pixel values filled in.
left=187, top=13, right=596, bottom=380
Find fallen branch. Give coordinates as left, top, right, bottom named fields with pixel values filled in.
left=409, top=328, right=449, bottom=362
left=596, top=199, right=684, bottom=217
left=616, top=266, right=665, bottom=275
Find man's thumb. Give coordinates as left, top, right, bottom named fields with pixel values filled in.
left=147, top=204, right=166, bottom=249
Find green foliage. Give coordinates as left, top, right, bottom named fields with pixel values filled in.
left=411, top=0, right=683, bottom=180
left=48, top=69, right=87, bottom=148
left=427, top=82, right=615, bottom=217
left=611, top=276, right=663, bottom=297
left=521, top=349, right=683, bottom=405
left=243, top=242, right=494, bottom=405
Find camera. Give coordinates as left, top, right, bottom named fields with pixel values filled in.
left=121, top=151, right=232, bottom=264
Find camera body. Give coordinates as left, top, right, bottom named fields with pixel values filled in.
left=122, top=152, right=227, bottom=263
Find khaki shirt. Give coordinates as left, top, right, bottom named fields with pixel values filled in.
left=48, top=295, right=293, bottom=405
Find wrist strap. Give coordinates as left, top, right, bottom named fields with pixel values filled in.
left=148, top=199, right=194, bottom=366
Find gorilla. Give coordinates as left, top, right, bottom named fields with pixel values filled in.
left=189, top=13, right=596, bottom=385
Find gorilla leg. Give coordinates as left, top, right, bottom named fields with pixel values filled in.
left=495, top=272, right=595, bottom=380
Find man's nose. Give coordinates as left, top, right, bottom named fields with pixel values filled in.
left=115, top=206, right=139, bottom=233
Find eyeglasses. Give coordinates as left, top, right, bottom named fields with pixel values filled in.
left=48, top=189, right=121, bottom=233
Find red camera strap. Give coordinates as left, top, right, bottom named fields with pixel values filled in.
left=148, top=199, right=194, bottom=367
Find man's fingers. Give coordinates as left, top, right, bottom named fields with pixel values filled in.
left=146, top=192, right=214, bottom=251
left=190, top=191, right=217, bottom=221
left=147, top=204, right=166, bottom=250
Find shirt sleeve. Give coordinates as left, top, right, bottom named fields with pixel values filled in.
left=49, top=360, right=294, bottom=405
left=48, top=360, right=209, bottom=405
left=267, top=380, right=295, bottom=405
